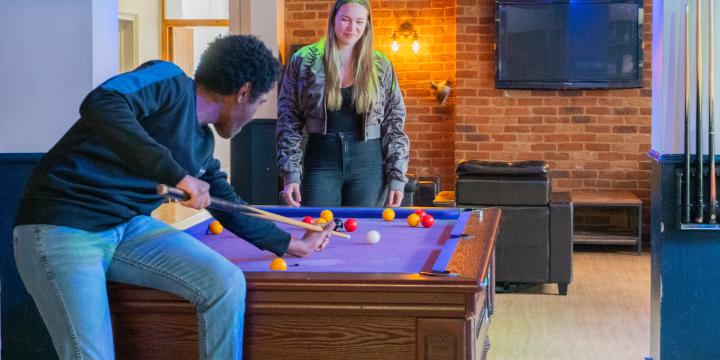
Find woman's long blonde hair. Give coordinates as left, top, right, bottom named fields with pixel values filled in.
left=324, top=0, right=378, bottom=113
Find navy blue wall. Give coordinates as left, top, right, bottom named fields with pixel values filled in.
left=651, top=152, right=720, bottom=359
left=0, top=153, right=57, bottom=359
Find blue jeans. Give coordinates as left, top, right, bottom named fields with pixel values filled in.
left=302, top=132, right=386, bottom=207
left=13, top=216, right=246, bottom=360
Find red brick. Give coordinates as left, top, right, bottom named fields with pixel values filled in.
left=585, top=143, right=611, bottom=151
left=561, top=107, right=584, bottom=115
left=532, top=107, right=558, bottom=115
left=613, top=125, right=638, bottom=134
left=571, top=116, right=595, bottom=124
left=559, top=143, right=583, bottom=151
left=532, top=143, right=557, bottom=151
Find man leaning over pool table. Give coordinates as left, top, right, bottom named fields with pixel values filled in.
left=12, top=34, right=334, bottom=360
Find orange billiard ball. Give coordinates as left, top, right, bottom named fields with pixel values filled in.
left=269, top=258, right=287, bottom=271
left=208, top=220, right=223, bottom=235
left=407, top=213, right=421, bottom=227
left=382, top=208, right=396, bottom=221
left=320, top=209, right=334, bottom=222
left=315, top=218, right=328, bottom=225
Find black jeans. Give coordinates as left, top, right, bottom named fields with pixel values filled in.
left=302, top=131, right=385, bottom=207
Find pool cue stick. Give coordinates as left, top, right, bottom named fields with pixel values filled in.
left=227, top=204, right=351, bottom=238
left=239, top=212, right=349, bottom=239
left=709, top=0, right=717, bottom=223
left=696, top=0, right=705, bottom=223
left=158, top=184, right=259, bottom=214
left=685, top=4, right=693, bottom=224
left=156, top=184, right=351, bottom=239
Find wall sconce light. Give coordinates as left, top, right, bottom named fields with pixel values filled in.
left=392, top=21, right=419, bottom=54
left=431, top=81, right=452, bottom=106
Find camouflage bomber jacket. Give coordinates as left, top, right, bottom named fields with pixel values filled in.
left=276, top=41, right=409, bottom=192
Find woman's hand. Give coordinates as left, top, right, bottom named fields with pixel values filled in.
left=386, top=190, right=404, bottom=207
left=286, top=223, right=334, bottom=257
left=282, top=183, right=302, bottom=207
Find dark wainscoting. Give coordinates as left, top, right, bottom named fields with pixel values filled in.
left=650, top=151, right=720, bottom=359
left=0, top=153, right=57, bottom=359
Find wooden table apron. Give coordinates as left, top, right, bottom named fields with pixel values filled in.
left=108, top=207, right=500, bottom=360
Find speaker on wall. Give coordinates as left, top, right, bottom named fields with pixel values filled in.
left=231, top=119, right=280, bottom=205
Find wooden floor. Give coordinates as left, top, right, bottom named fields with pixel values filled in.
left=488, top=247, right=651, bottom=360
left=152, top=203, right=651, bottom=360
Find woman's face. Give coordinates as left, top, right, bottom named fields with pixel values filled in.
left=333, top=3, right=369, bottom=48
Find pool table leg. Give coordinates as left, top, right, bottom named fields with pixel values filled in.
left=481, top=335, right=490, bottom=360
left=476, top=307, right=491, bottom=360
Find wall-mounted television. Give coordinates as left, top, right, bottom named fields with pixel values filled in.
left=495, top=0, right=644, bottom=90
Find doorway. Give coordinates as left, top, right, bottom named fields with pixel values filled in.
left=118, top=13, right=139, bottom=73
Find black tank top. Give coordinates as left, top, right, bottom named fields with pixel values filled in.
left=326, top=86, right=361, bottom=133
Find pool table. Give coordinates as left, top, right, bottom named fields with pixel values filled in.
left=108, top=207, right=500, bottom=360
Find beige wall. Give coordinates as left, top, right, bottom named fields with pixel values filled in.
left=651, top=1, right=720, bottom=155
left=0, top=0, right=118, bottom=152
left=118, top=0, right=162, bottom=65
left=234, top=0, right=282, bottom=119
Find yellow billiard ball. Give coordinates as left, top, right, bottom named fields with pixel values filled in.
left=407, top=213, right=421, bottom=227
left=269, top=257, right=287, bottom=271
left=382, top=208, right=396, bottom=221
left=315, top=218, right=328, bottom=225
left=208, top=220, right=223, bottom=235
left=320, top=209, right=334, bottom=222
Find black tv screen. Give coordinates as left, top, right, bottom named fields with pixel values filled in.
left=495, top=0, right=644, bottom=89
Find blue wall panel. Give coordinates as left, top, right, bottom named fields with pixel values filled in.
left=0, top=153, right=57, bottom=359
left=651, top=153, right=720, bottom=359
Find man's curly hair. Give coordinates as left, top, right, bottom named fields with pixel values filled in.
left=195, top=35, right=280, bottom=99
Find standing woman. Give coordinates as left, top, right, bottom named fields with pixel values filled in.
left=277, top=0, right=409, bottom=208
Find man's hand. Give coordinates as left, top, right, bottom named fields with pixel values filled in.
left=175, top=175, right=211, bottom=210
left=282, top=183, right=302, bottom=207
left=286, top=223, right=333, bottom=257
left=386, top=190, right=404, bottom=207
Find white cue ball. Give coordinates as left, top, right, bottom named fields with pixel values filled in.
left=366, top=230, right=381, bottom=244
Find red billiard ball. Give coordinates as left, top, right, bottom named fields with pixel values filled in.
left=414, top=209, right=426, bottom=218
left=421, top=214, right=435, bottom=228
left=344, top=218, right=358, bottom=232
left=302, top=216, right=314, bottom=224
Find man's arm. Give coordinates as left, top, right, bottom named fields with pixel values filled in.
left=79, top=62, right=189, bottom=187
left=201, top=159, right=291, bottom=256
left=201, top=158, right=334, bottom=257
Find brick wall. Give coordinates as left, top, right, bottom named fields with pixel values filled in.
left=454, top=0, right=652, bottom=231
left=284, top=0, right=653, bottom=215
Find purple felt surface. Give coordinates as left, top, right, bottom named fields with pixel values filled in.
left=190, top=217, right=455, bottom=273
